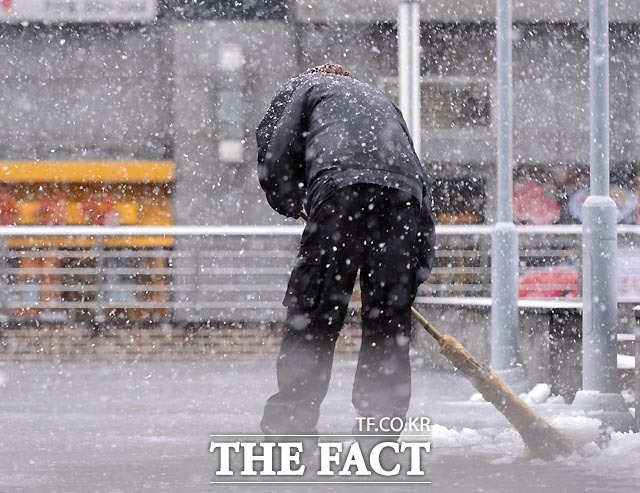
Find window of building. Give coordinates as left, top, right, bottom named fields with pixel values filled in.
left=421, top=177, right=488, bottom=298
left=422, top=79, right=491, bottom=130
left=382, top=77, right=492, bottom=132
left=433, top=177, right=485, bottom=224
left=172, top=0, right=288, bottom=20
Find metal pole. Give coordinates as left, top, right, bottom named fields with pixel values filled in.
left=582, top=0, right=618, bottom=392
left=491, top=0, right=522, bottom=383
left=194, top=246, right=202, bottom=323
left=94, top=238, right=106, bottom=326
left=635, top=306, right=640, bottom=430
left=573, top=0, right=635, bottom=433
left=398, top=0, right=421, bottom=157
left=0, top=239, right=8, bottom=326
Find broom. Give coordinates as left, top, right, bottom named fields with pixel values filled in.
left=410, top=307, right=574, bottom=459
left=297, top=211, right=574, bottom=459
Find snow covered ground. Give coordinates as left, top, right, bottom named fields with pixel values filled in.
left=0, top=359, right=638, bottom=493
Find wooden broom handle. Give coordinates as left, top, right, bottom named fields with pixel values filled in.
left=411, top=307, right=443, bottom=343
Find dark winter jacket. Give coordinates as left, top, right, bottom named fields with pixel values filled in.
left=256, top=72, right=436, bottom=281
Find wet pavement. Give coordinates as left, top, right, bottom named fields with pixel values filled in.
left=0, top=359, right=637, bottom=493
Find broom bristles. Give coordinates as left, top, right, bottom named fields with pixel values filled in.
left=438, top=335, right=575, bottom=459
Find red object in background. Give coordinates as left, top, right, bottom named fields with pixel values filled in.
left=80, top=193, right=115, bottom=225
left=0, top=193, right=18, bottom=225
left=2, top=0, right=13, bottom=12
left=513, top=179, right=562, bottom=225
left=37, top=195, right=68, bottom=225
left=519, top=265, right=580, bottom=299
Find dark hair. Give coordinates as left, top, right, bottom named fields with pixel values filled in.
left=304, top=63, right=354, bottom=78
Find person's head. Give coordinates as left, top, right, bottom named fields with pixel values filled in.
left=304, top=63, right=354, bottom=79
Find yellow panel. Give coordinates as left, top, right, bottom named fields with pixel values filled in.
left=104, top=237, right=174, bottom=248
left=0, top=161, right=175, bottom=183
left=113, top=203, right=139, bottom=225
left=17, top=202, right=40, bottom=225
left=67, top=202, right=85, bottom=225
left=8, top=237, right=175, bottom=249
left=3, top=181, right=174, bottom=248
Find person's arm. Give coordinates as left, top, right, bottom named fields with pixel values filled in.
left=256, top=81, right=309, bottom=218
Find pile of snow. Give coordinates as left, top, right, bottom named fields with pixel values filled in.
left=430, top=424, right=483, bottom=448
left=430, top=385, right=638, bottom=466
left=525, top=383, right=552, bottom=404
left=471, top=383, right=562, bottom=405
left=469, top=392, right=486, bottom=402
left=597, top=431, right=640, bottom=460
left=558, top=431, right=640, bottom=478
left=549, top=415, right=602, bottom=448
left=546, top=394, right=566, bottom=404
left=406, top=422, right=521, bottom=456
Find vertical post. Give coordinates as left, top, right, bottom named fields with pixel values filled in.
left=635, top=306, right=640, bottom=430
left=582, top=0, right=618, bottom=393
left=93, top=238, right=106, bottom=327
left=194, top=245, right=202, bottom=323
left=574, top=0, right=636, bottom=432
left=491, top=0, right=522, bottom=385
left=398, top=0, right=421, bottom=156
left=0, top=239, right=8, bottom=326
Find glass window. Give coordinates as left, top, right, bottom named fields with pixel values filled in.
left=433, top=177, right=485, bottom=224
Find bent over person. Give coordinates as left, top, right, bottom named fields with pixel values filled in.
left=256, top=64, right=436, bottom=443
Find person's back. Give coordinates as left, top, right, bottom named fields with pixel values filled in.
left=302, top=75, right=425, bottom=204
left=257, top=64, right=436, bottom=456
left=257, top=68, right=427, bottom=217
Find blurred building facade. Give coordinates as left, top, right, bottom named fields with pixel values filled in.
left=2, top=0, right=640, bottom=227
left=1, top=0, right=640, bottom=326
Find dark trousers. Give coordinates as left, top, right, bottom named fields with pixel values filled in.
left=261, top=184, right=420, bottom=436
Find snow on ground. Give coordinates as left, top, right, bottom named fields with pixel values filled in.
left=470, top=382, right=555, bottom=406
left=410, top=402, right=640, bottom=485
left=550, top=415, right=602, bottom=447
left=525, top=383, right=552, bottom=404
left=444, top=385, right=640, bottom=488
left=595, top=431, right=640, bottom=466
left=416, top=380, right=640, bottom=482
left=429, top=423, right=484, bottom=448
left=551, top=431, right=640, bottom=482
left=1, top=360, right=639, bottom=492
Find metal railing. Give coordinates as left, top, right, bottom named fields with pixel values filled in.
left=0, top=224, right=638, bottom=324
